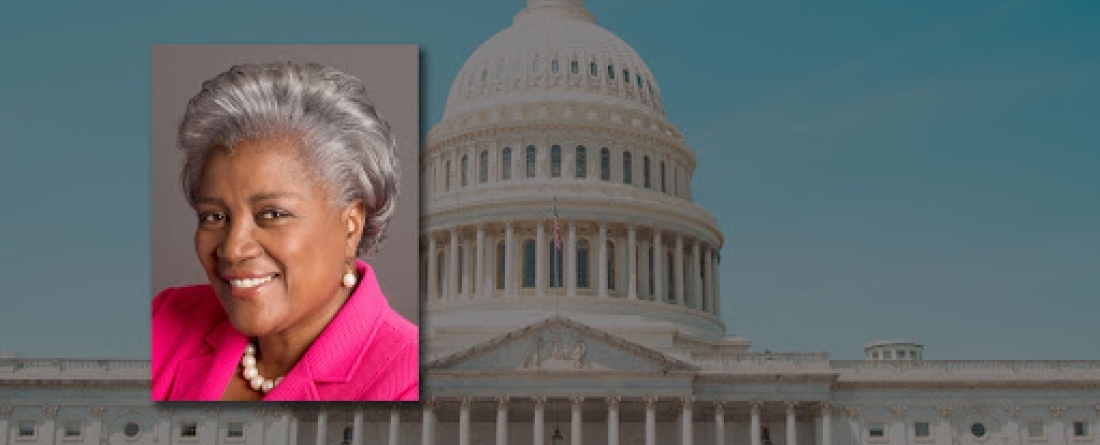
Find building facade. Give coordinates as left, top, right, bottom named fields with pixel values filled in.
left=2, top=1, right=1098, bottom=444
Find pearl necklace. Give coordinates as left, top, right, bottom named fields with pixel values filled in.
left=240, top=343, right=283, bottom=394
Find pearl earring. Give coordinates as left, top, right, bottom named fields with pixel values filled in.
left=342, top=261, right=357, bottom=288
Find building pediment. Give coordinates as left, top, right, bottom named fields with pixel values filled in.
left=425, top=316, right=698, bottom=374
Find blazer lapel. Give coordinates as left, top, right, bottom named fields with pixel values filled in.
left=169, top=318, right=246, bottom=400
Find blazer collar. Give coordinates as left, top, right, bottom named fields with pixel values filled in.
left=170, top=313, right=247, bottom=400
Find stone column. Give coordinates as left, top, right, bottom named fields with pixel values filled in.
left=607, top=397, right=620, bottom=445
left=533, top=398, right=546, bottom=445
left=449, top=228, right=459, bottom=301
left=598, top=222, right=608, bottom=298
left=627, top=225, right=638, bottom=299
left=652, top=228, right=664, bottom=302
left=674, top=234, right=685, bottom=306
left=680, top=398, right=693, bottom=445
left=821, top=404, right=833, bottom=445
left=505, top=221, right=515, bottom=296
left=704, top=247, right=714, bottom=313
left=567, top=221, right=577, bottom=297
left=537, top=220, right=547, bottom=294
left=388, top=406, right=401, bottom=445
left=422, top=399, right=437, bottom=445
left=428, top=235, right=438, bottom=301
left=496, top=397, right=510, bottom=445
left=786, top=402, right=798, bottom=445
left=715, top=403, right=726, bottom=445
left=476, top=225, right=486, bottom=300
left=459, top=398, right=472, bottom=445
left=88, top=406, right=105, bottom=445
left=889, top=405, right=906, bottom=445
left=712, top=248, right=721, bottom=315
left=935, top=406, right=952, bottom=445
left=315, top=409, right=328, bottom=445
left=463, top=237, right=473, bottom=299
left=1050, top=406, right=1067, bottom=445
left=353, top=407, right=365, bottom=445
left=750, top=402, right=762, bottom=445
left=571, top=397, right=584, bottom=445
left=691, top=241, right=701, bottom=310
left=639, top=240, right=650, bottom=299
left=645, top=397, right=657, bottom=445
left=289, top=412, right=299, bottom=445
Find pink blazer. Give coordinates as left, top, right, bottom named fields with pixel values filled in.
left=151, top=260, right=419, bottom=401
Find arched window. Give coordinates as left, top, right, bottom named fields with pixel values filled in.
left=496, top=242, right=506, bottom=290
left=577, top=239, right=590, bottom=288
left=461, top=155, right=468, bottom=187
left=600, top=148, right=610, bottom=181
left=526, top=145, right=537, bottom=178
left=445, top=160, right=452, bottom=191
left=575, top=146, right=587, bottom=179
left=623, top=151, right=633, bottom=185
left=571, top=60, right=579, bottom=75
left=522, top=239, right=536, bottom=288
left=549, top=242, right=563, bottom=288
left=660, top=160, right=666, bottom=193
left=502, top=147, right=512, bottom=180
left=589, top=61, right=598, bottom=77
left=607, top=241, right=616, bottom=291
left=607, top=65, right=615, bottom=80
left=643, top=156, right=651, bottom=188
left=637, top=74, right=643, bottom=90
left=551, top=59, right=559, bottom=74
left=551, top=145, right=561, bottom=178
left=479, top=150, right=488, bottom=183
left=623, top=70, right=630, bottom=84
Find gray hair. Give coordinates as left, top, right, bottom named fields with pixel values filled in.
left=178, top=61, right=399, bottom=255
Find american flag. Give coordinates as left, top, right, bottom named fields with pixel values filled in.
left=553, top=203, right=563, bottom=251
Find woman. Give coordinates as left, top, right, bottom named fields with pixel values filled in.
left=152, top=62, right=418, bottom=401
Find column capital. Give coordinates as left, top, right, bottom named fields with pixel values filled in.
left=644, top=397, right=658, bottom=409
left=460, top=397, right=474, bottom=410
left=606, top=396, right=621, bottom=410
left=423, top=398, right=440, bottom=411
left=43, top=405, right=59, bottom=419
left=785, top=401, right=799, bottom=412
left=206, top=406, right=221, bottom=419
left=713, top=402, right=725, bottom=415
left=1050, top=406, right=1066, bottom=419
left=845, top=405, right=861, bottom=419
left=497, top=397, right=511, bottom=410
left=570, top=396, right=585, bottom=409
left=749, top=401, right=763, bottom=415
left=532, top=397, right=546, bottom=410
left=0, top=405, right=11, bottom=418
left=253, top=408, right=268, bottom=419
left=676, top=397, right=695, bottom=411
left=1004, top=405, right=1021, bottom=419
left=819, top=402, right=834, bottom=416
left=935, top=405, right=952, bottom=419
left=890, top=404, right=907, bottom=418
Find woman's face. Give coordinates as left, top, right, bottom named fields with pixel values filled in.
left=193, top=136, right=363, bottom=339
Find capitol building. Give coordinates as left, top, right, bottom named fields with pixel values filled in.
left=2, top=1, right=1098, bottom=444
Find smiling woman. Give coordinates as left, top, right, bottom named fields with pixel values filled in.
left=151, top=58, right=418, bottom=401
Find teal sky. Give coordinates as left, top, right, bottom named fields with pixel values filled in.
left=0, top=1, right=1096, bottom=360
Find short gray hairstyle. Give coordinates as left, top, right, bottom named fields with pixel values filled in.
left=178, top=61, right=399, bottom=255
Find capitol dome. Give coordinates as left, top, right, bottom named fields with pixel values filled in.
left=422, top=0, right=742, bottom=360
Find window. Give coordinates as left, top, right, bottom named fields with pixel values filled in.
left=636, top=74, right=643, bottom=90
left=607, top=65, right=615, bottom=80
left=437, top=252, right=445, bottom=296
left=868, top=421, right=886, bottom=440
left=623, top=69, right=630, bottom=83
left=124, top=422, right=141, bottom=438
left=872, top=351, right=880, bottom=359
left=227, top=421, right=245, bottom=439
left=883, top=350, right=893, bottom=359
left=1073, top=421, right=1089, bottom=438
left=971, top=422, right=987, bottom=439
left=571, top=60, right=579, bottom=75
left=532, top=58, right=541, bottom=73
left=551, top=145, right=561, bottom=178
left=65, top=420, right=82, bottom=438
left=607, top=241, right=616, bottom=291
left=589, top=61, right=597, bottom=77
left=577, top=239, right=589, bottom=288
left=461, top=155, right=468, bottom=187
left=496, top=242, right=506, bottom=290
left=445, top=160, right=452, bottom=191
left=666, top=251, right=675, bottom=301
left=502, top=147, right=512, bottom=180
left=551, top=59, right=559, bottom=74
left=643, top=156, right=651, bottom=188
left=600, top=148, right=611, bottom=181
left=344, top=426, right=354, bottom=443
left=457, top=246, right=465, bottom=291
left=623, top=151, right=633, bottom=184
left=481, top=69, right=487, bottom=83
left=1027, top=421, right=1045, bottom=439
left=479, top=150, right=488, bottom=183
left=914, top=422, right=931, bottom=439
left=522, top=240, right=536, bottom=288
left=575, top=146, right=587, bottom=178
left=647, top=245, right=654, bottom=295
left=526, top=145, right=537, bottom=178
left=18, top=420, right=35, bottom=437
left=180, top=422, right=198, bottom=438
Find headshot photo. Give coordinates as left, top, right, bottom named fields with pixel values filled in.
left=150, top=45, right=419, bottom=401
